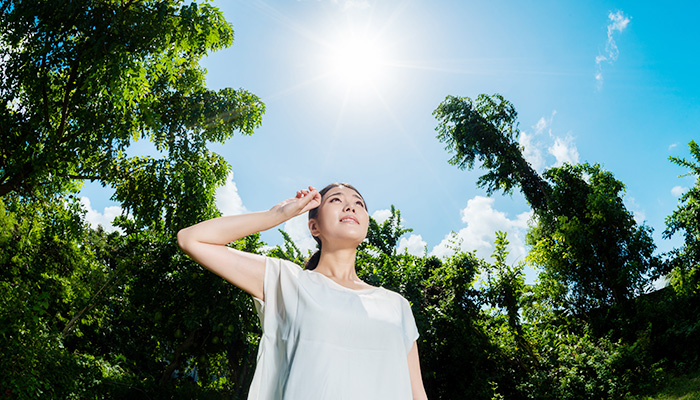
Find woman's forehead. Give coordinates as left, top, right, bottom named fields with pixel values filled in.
left=325, top=186, right=363, bottom=199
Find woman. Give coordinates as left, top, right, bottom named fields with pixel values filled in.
left=177, top=183, right=428, bottom=399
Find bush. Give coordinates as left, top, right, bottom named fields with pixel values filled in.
left=518, top=325, right=663, bottom=400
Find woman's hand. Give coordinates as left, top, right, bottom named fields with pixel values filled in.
left=271, top=186, right=321, bottom=220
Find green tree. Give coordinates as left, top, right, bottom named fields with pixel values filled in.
left=527, top=163, right=659, bottom=313
left=664, top=140, right=700, bottom=295
left=434, top=94, right=659, bottom=315
left=0, top=0, right=263, bottom=198
left=483, top=232, right=526, bottom=339
left=433, top=94, right=551, bottom=211
left=0, top=195, right=110, bottom=398
left=361, top=204, right=413, bottom=257
left=0, top=1, right=265, bottom=397
left=482, top=231, right=537, bottom=372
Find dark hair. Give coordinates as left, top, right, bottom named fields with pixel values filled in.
left=304, top=183, right=366, bottom=270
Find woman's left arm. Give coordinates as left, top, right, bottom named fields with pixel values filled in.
left=408, top=341, right=428, bottom=400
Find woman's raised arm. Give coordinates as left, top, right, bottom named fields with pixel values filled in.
left=177, top=187, right=321, bottom=301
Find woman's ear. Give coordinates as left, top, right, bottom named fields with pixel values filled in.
left=308, top=218, right=320, bottom=237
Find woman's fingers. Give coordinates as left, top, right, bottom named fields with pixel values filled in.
left=276, top=187, right=320, bottom=216
left=298, top=187, right=321, bottom=214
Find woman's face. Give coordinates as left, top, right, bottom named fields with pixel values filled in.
left=308, top=185, right=369, bottom=248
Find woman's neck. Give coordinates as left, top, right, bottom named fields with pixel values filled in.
left=314, top=247, right=359, bottom=281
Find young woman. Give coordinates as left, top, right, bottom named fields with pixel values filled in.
left=177, top=183, right=428, bottom=400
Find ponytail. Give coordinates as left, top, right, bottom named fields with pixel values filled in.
left=305, top=236, right=322, bottom=270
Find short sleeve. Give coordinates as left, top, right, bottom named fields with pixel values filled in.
left=400, top=297, right=419, bottom=353
left=254, top=257, right=302, bottom=334
left=248, top=258, right=303, bottom=400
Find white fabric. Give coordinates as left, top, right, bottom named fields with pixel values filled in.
left=247, top=257, right=419, bottom=400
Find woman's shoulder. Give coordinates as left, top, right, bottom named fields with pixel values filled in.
left=370, top=285, right=412, bottom=305
left=264, top=256, right=304, bottom=278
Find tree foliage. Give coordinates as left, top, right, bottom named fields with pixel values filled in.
left=664, top=140, right=700, bottom=295
left=0, top=0, right=263, bottom=198
left=0, top=1, right=265, bottom=398
left=0, top=196, right=108, bottom=398
left=528, top=163, right=659, bottom=313
left=365, top=205, right=413, bottom=256
left=434, top=94, right=660, bottom=316
left=433, top=94, right=551, bottom=211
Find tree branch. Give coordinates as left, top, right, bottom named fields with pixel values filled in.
left=62, top=266, right=124, bottom=339
left=41, top=53, right=51, bottom=130
left=56, top=64, right=80, bottom=138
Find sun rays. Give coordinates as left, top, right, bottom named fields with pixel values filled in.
left=323, top=29, right=390, bottom=91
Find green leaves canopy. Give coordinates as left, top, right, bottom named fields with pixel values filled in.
left=0, top=0, right=263, bottom=198
left=433, top=94, right=551, bottom=211
left=527, top=163, right=659, bottom=312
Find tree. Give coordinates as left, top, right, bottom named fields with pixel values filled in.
left=0, top=0, right=263, bottom=199
left=664, top=140, right=700, bottom=295
left=433, top=94, right=551, bottom=211
left=0, top=195, right=111, bottom=398
left=527, top=163, right=659, bottom=313
left=0, top=1, right=265, bottom=397
left=365, top=205, right=413, bottom=256
left=434, top=94, right=659, bottom=316
left=482, top=231, right=536, bottom=371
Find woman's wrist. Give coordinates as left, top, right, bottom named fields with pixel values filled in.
left=265, top=208, right=292, bottom=229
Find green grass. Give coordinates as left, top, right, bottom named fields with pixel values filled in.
left=632, top=369, right=700, bottom=400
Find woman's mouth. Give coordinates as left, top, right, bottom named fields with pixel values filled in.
left=340, top=216, right=359, bottom=224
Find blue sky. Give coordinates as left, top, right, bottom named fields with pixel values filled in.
left=82, top=0, right=699, bottom=284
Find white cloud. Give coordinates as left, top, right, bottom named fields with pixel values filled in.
left=371, top=209, right=392, bottom=224
left=520, top=131, right=545, bottom=172
left=595, top=11, right=631, bottom=89
left=534, top=117, right=547, bottom=134
left=430, top=196, right=532, bottom=267
left=671, top=185, right=687, bottom=197
left=282, top=214, right=318, bottom=254
left=669, top=143, right=679, bottom=151
left=398, top=234, right=427, bottom=256
left=548, top=134, right=580, bottom=167
left=521, top=111, right=557, bottom=171
left=625, top=196, right=646, bottom=224
left=80, top=197, right=123, bottom=233
left=608, top=10, right=631, bottom=36
left=215, top=172, right=247, bottom=216
left=520, top=110, right=580, bottom=171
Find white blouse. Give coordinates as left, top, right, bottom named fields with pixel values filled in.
left=247, top=257, right=419, bottom=400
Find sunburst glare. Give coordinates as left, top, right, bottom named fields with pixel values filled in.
left=323, top=29, right=390, bottom=90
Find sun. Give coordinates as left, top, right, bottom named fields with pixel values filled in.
left=324, top=30, right=389, bottom=89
